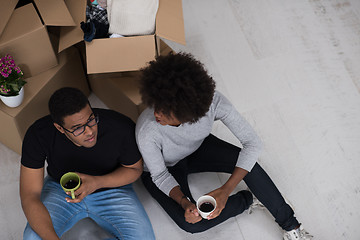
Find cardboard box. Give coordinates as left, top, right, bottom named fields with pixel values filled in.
left=89, top=40, right=174, bottom=121
left=57, top=0, right=185, bottom=74
left=0, top=47, right=90, bottom=154
left=89, top=71, right=144, bottom=122
left=0, top=3, right=59, bottom=78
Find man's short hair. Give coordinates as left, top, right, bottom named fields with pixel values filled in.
left=48, top=87, right=90, bottom=125
left=140, top=52, right=216, bottom=123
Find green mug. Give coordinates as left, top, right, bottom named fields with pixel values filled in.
left=60, top=172, right=81, bottom=199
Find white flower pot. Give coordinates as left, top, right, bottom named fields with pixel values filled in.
left=0, top=87, right=24, bottom=108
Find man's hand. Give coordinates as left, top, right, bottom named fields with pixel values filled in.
left=65, top=173, right=99, bottom=203
left=206, top=188, right=229, bottom=220
left=65, top=159, right=143, bottom=203
left=182, top=200, right=202, bottom=224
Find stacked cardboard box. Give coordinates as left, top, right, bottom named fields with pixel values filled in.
left=1, top=0, right=185, bottom=75
left=0, top=0, right=185, bottom=154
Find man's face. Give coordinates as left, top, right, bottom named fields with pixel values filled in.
left=54, top=105, right=98, bottom=148
left=154, top=111, right=182, bottom=126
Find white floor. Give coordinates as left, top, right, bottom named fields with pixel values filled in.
left=1, top=0, right=360, bottom=239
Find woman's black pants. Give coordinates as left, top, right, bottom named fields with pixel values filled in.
left=141, top=134, right=299, bottom=233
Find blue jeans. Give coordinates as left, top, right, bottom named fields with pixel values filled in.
left=142, top=134, right=299, bottom=233
left=23, top=177, right=155, bottom=240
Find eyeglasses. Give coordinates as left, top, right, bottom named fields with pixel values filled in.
left=61, top=113, right=99, bottom=137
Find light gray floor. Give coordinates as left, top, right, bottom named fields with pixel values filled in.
left=1, top=0, right=360, bottom=239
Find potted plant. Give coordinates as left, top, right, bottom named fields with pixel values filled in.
left=0, top=54, right=27, bottom=108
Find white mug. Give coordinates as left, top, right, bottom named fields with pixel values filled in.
left=196, top=195, right=216, bottom=219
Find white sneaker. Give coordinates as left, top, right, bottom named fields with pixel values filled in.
left=283, top=225, right=313, bottom=240
left=247, top=195, right=266, bottom=214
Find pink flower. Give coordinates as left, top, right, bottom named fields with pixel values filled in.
left=5, top=54, right=13, bottom=60
left=9, top=60, right=15, bottom=67
left=0, top=54, right=26, bottom=96
left=15, top=67, right=22, bottom=74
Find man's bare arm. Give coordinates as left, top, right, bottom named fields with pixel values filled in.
left=67, top=158, right=144, bottom=203
left=20, top=165, right=60, bottom=240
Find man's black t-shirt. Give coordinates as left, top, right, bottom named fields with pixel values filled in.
left=21, top=108, right=141, bottom=182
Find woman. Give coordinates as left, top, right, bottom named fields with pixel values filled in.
left=135, top=52, right=312, bottom=240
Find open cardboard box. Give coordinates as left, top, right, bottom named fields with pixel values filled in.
left=57, top=0, right=185, bottom=74
left=0, top=47, right=90, bottom=154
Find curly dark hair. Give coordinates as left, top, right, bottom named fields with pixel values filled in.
left=140, top=52, right=216, bottom=123
left=48, top=87, right=90, bottom=125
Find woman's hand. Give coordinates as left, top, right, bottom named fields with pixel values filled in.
left=181, top=199, right=202, bottom=224
left=206, top=188, right=230, bottom=220
left=205, top=167, right=248, bottom=220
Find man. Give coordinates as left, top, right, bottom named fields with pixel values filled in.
left=20, top=87, right=155, bottom=240
left=135, top=52, right=313, bottom=239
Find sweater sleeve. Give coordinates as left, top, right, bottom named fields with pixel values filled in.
left=135, top=111, right=179, bottom=196
left=213, top=91, right=263, bottom=171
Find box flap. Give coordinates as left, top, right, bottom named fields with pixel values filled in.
left=58, top=0, right=86, bottom=52
left=0, top=4, right=43, bottom=45
left=0, top=0, right=18, bottom=37
left=156, top=0, right=185, bottom=45
left=33, top=0, right=75, bottom=26
left=156, top=37, right=174, bottom=56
